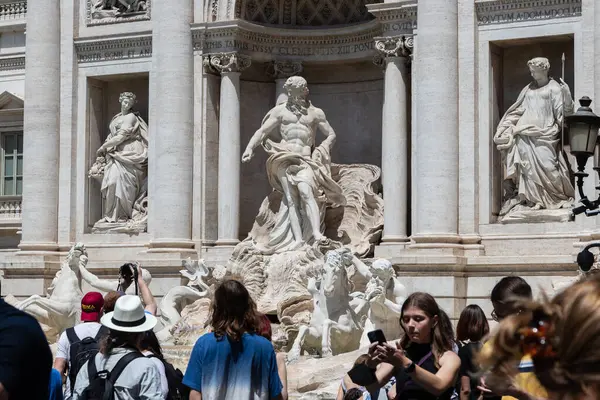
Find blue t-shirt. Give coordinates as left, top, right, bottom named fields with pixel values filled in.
left=183, top=332, right=283, bottom=400
left=48, top=368, right=64, bottom=400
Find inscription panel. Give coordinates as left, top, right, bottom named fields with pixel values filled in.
left=75, top=36, right=152, bottom=64
left=476, top=0, right=582, bottom=25
left=194, top=24, right=383, bottom=62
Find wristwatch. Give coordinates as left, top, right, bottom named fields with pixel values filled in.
left=404, top=361, right=416, bottom=374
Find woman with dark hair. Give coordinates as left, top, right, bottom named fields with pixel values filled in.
left=366, top=292, right=460, bottom=400
left=183, top=279, right=284, bottom=400
left=258, top=313, right=288, bottom=400
left=139, top=330, right=169, bottom=399
left=455, top=305, right=494, bottom=400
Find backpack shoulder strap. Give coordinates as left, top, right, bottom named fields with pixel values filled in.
left=87, top=354, right=98, bottom=378
left=94, top=325, right=109, bottom=341
left=108, top=352, right=143, bottom=385
left=66, top=327, right=79, bottom=343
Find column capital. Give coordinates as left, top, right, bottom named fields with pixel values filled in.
left=374, top=35, right=413, bottom=58
left=266, top=60, right=303, bottom=79
left=203, top=52, right=252, bottom=74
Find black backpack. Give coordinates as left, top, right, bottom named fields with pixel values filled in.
left=67, top=325, right=109, bottom=392
left=147, top=354, right=190, bottom=400
left=81, top=352, right=143, bottom=400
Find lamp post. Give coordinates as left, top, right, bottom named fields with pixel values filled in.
left=565, top=97, right=600, bottom=216
left=567, top=98, right=600, bottom=272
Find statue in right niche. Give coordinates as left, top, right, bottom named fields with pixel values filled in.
left=88, top=91, right=149, bottom=233
left=494, top=57, right=575, bottom=221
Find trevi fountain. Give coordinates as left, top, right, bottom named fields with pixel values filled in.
left=0, top=0, right=598, bottom=398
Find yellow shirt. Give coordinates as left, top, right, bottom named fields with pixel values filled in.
left=502, top=355, right=548, bottom=400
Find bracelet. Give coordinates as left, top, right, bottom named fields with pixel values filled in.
left=404, top=361, right=416, bottom=374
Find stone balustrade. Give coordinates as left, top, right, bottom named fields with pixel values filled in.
left=0, top=196, right=21, bottom=221
left=0, top=2, right=26, bottom=21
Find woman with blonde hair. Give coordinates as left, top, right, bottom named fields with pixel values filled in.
left=479, top=273, right=600, bottom=400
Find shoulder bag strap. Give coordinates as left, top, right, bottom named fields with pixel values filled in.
left=87, top=355, right=98, bottom=379
left=66, top=327, right=79, bottom=344
left=108, top=352, right=143, bottom=385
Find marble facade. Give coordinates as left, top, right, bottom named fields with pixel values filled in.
left=0, top=0, right=596, bottom=325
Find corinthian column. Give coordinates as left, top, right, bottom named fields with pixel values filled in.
left=148, top=0, right=194, bottom=250
left=268, top=60, right=303, bottom=105
left=210, top=53, right=251, bottom=245
left=375, top=36, right=412, bottom=244
left=412, top=0, right=459, bottom=245
left=19, top=0, right=60, bottom=251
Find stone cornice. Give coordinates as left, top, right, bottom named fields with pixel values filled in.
left=74, top=33, right=152, bottom=63
left=475, top=0, right=581, bottom=25
left=0, top=54, right=24, bottom=72
left=193, top=19, right=383, bottom=62
left=367, top=1, right=417, bottom=34
left=86, top=0, right=151, bottom=26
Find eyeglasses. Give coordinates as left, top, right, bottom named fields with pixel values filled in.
left=491, top=308, right=521, bottom=322
left=491, top=310, right=499, bottom=322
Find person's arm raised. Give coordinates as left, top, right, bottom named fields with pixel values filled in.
left=136, top=264, right=157, bottom=315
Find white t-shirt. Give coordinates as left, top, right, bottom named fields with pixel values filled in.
left=55, top=322, right=103, bottom=399
left=141, top=350, right=169, bottom=399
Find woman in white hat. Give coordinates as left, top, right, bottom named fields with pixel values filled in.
left=71, top=295, right=163, bottom=400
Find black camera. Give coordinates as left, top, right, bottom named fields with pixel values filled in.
left=117, top=263, right=139, bottom=295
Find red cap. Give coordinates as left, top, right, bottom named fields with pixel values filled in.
left=257, top=313, right=272, bottom=341
left=81, top=292, right=104, bottom=322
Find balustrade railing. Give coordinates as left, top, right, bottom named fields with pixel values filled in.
left=0, top=196, right=21, bottom=221
left=0, top=2, right=26, bottom=21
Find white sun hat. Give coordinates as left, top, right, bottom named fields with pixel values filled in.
left=100, top=294, right=157, bottom=333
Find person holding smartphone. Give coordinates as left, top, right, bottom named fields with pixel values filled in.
left=365, top=292, right=461, bottom=400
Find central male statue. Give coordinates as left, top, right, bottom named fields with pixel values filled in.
left=242, top=76, right=345, bottom=253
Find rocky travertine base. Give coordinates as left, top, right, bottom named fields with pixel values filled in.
left=162, top=345, right=370, bottom=400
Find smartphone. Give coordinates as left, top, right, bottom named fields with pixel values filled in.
left=367, top=329, right=387, bottom=344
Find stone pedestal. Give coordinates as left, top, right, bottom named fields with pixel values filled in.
left=269, top=60, right=303, bottom=105
left=19, top=0, right=60, bottom=252
left=412, top=0, right=460, bottom=246
left=375, top=37, right=412, bottom=244
left=148, top=0, right=195, bottom=251
left=209, top=53, right=251, bottom=245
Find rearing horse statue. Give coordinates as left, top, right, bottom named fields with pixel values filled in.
left=4, top=243, right=88, bottom=342
left=287, top=248, right=362, bottom=360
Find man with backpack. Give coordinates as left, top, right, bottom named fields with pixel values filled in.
left=55, top=291, right=107, bottom=399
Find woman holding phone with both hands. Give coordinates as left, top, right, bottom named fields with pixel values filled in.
left=365, top=292, right=461, bottom=400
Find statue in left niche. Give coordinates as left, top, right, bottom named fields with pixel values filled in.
left=89, top=92, right=149, bottom=234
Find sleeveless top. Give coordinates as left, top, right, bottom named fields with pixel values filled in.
left=394, top=343, right=453, bottom=400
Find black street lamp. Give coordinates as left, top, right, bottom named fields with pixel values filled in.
left=565, top=97, right=600, bottom=216
left=577, top=242, right=600, bottom=272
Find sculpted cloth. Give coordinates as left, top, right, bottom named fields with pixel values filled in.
left=258, top=138, right=346, bottom=254
left=495, top=79, right=574, bottom=214
left=101, top=112, right=149, bottom=222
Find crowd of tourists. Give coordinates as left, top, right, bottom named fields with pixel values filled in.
left=1, top=263, right=600, bottom=400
